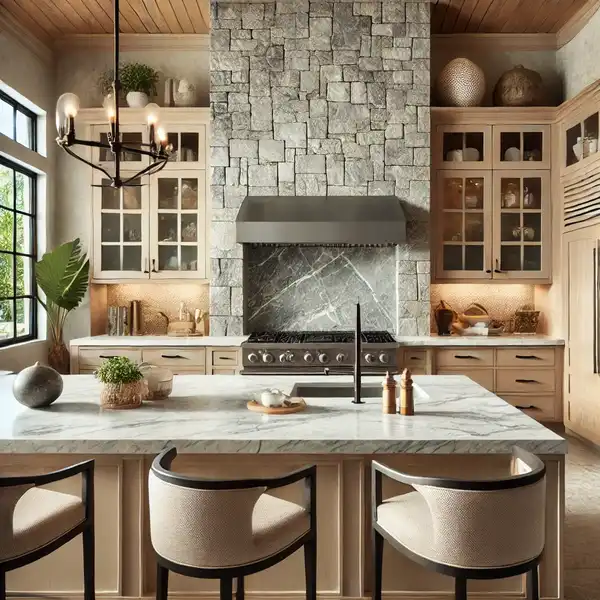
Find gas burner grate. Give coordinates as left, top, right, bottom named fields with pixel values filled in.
left=245, top=330, right=396, bottom=344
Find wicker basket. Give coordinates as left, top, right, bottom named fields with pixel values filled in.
left=100, top=380, right=146, bottom=409
left=436, top=58, right=486, bottom=107
left=513, top=309, right=540, bottom=334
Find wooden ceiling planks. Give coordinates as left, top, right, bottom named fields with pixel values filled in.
left=0, top=0, right=210, bottom=37
left=432, top=0, right=592, bottom=33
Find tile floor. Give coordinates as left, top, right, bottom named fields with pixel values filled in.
left=565, top=436, right=600, bottom=600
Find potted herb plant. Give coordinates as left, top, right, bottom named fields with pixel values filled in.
left=95, top=356, right=147, bottom=409
left=119, top=62, right=159, bottom=108
left=35, top=239, right=89, bottom=374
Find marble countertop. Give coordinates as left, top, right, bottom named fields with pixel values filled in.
left=69, top=334, right=564, bottom=348
left=0, top=374, right=566, bottom=455
left=69, top=335, right=249, bottom=347
left=395, top=335, right=565, bottom=346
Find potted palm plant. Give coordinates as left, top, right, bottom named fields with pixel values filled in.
left=35, top=239, right=89, bottom=374
left=119, top=62, right=159, bottom=108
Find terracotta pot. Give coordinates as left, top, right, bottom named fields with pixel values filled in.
left=48, top=341, right=70, bottom=375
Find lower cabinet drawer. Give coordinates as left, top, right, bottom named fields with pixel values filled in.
left=210, top=350, right=240, bottom=367
left=169, top=368, right=206, bottom=375
left=211, top=367, right=238, bottom=375
left=501, top=395, right=557, bottom=421
left=142, top=348, right=206, bottom=368
left=436, top=349, right=494, bottom=368
left=496, top=348, right=555, bottom=368
left=79, top=348, right=142, bottom=369
left=401, top=350, right=428, bottom=371
left=436, top=369, right=495, bottom=391
left=496, top=369, right=555, bottom=394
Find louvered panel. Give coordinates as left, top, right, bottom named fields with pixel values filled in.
left=564, top=169, right=600, bottom=229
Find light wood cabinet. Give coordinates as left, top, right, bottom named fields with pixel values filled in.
left=433, top=124, right=492, bottom=169
left=492, top=125, right=550, bottom=170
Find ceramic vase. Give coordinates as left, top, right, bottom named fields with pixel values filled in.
left=12, top=362, right=64, bottom=408
left=436, top=58, right=485, bottom=107
left=126, top=91, right=149, bottom=108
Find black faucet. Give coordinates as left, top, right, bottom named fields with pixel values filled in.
left=353, top=302, right=363, bottom=404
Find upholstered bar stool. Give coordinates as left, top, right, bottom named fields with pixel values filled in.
left=0, top=459, right=95, bottom=600
left=148, top=447, right=317, bottom=600
left=371, top=447, right=545, bottom=600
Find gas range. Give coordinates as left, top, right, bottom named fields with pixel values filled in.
left=241, top=330, right=398, bottom=375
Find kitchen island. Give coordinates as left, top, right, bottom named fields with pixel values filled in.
left=0, top=374, right=565, bottom=600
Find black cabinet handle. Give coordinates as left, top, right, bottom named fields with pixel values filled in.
left=454, top=355, right=478, bottom=359
left=409, top=356, right=421, bottom=360
left=217, top=356, right=235, bottom=361
left=161, top=354, right=186, bottom=359
left=516, top=404, right=539, bottom=410
left=515, top=355, right=540, bottom=360
left=494, top=258, right=506, bottom=274
left=152, top=258, right=158, bottom=273
left=515, top=379, right=539, bottom=384
left=485, top=269, right=492, bottom=274
left=99, top=355, right=117, bottom=359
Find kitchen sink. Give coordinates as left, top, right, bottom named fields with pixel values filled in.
left=291, top=383, right=382, bottom=398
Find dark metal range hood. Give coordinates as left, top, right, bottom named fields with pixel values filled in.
left=235, top=195, right=407, bottom=246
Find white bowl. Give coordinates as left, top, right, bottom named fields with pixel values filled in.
left=463, top=147, right=480, bottom=161
left=504, top=147, right=521, bottom=161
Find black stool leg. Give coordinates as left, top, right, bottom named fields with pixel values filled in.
left=157, top=564, right=169, bottom=600
left=83, top=523, right=95, bottom=600
left=455, top=577, right=467, bottom=600
left=221, top=577, right=233, bottom=600
left=0, top=570, right=5, bottom=600
left=236, top=577, right=244, bottom=600
left=527, top=565, right=540, bottom=600
left=304, top=537, right=317, bottom=600
left=372, top=529, right=383, bottom=600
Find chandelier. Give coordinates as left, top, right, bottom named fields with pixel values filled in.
left=54, top=0, right=170, bottom=188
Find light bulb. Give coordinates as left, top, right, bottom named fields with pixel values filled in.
left=104, top=95, right=116, bottom=121
left=157, top=127, right=167, bottom=143
left=55, top=92, right=80, bottom=134
left=145, top=103, right=160, bottom=125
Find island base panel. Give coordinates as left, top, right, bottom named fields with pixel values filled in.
left=3, top=454, right=563, bottom=600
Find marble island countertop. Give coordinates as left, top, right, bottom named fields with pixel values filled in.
left=69, top=334, right=564, bottom=347
left=0, top=374, right=566, bottom=455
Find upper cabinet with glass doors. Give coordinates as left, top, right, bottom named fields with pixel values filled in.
left=493, top=125, right=550, bottom=170
left=434, top=125, right=492, bottom=169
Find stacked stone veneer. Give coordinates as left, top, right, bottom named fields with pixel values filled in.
left=210, top=0, right=431, bottom=336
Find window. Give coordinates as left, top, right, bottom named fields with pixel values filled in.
left=0, top=90, right=37, bottom=151
left=0, top=157, right=37, bottom=346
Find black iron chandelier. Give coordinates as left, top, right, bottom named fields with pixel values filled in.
left=55, top=0, right=170, bottom=188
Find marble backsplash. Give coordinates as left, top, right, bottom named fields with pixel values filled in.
left=245, top=246, right=396, bottom=331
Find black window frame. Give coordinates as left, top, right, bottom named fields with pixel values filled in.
left=0, top=155, right=37, bottom=348
left=0, top=89, right=37, bottom=152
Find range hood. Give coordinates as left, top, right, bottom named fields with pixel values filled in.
left=235, top=195, right=407, bottom=246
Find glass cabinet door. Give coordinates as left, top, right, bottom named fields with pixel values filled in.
left=435, top=125, right=492, bottom=169
left=150, top=172, right=206, bottom=279
left=92, top=176, right=150, bottom=280
left=493, top=171, right=550, bottom=280
left=435, top=170, right=492, bottom=280
left=91, top=124, right=149, bottom=170
left=163, top=125, right=206, bottom=169
left=565, top=111, right=599, bottom=168
left=493, top=125, right=550, bottom=170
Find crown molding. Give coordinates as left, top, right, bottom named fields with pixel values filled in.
left=432, top=33, right=558, bottom=52
left=55, top=34, right=210, bottom=52
left=556, top=0, right=600, bottom=48
left=0, top=12, right=53, bottom=64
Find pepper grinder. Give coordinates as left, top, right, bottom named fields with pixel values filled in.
left=382, top=371, right=397, bottom=414
left=400, top=368, right=414, bottom=416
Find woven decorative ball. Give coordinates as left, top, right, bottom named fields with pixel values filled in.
left=493, top=65, right=545, bottom=107
left=436, top=58, right=486, bottom=107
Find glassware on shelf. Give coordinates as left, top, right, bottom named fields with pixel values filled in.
left=502, top=181, right=519, bottom=208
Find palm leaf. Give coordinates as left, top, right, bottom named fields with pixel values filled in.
left=35, top=239, right=90, bottom=311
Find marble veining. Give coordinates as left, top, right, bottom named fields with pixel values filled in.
left=245, top=246, right=396, bottom=332
left=0, top=374, right=566, bottom=455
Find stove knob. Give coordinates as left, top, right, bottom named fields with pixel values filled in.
left=379, top=352, right=390, bottom=364
left=304, top=352, right=314, bottom=363
left=318, top=352, right=330, bottom=364
left=279, top=353, right=288, bottom=363
left=262, top=352, right=274, bottom=364
left=247, top=352, right=259, bottom=364
left=364, top=353, right=376, bottom=364
left=336, top=352, right=347, bottom=363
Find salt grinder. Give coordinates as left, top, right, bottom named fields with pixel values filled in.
left=400, top=368, right=414, bottom=416
left=382, top=371, right=397, bottom=414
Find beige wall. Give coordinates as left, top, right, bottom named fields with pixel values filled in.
left=558, top=7, right=600, bottom=100
left=0, top=27, right=55, bottom=371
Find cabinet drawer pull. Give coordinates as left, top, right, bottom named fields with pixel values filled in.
left=161, top=354, right=186, bottom=359
left=216, top=356, right=235, bottom=361
left=409, top=356, right=421, bottom=361
left=515, top=378, right=539, bottom=384
left=454, top=355, right=477, bottom=360
left=515, top=355, right=540, bottom=360
left=99, top=355, right=117, bottom=359
left=516, top=404, right=539, bottom=410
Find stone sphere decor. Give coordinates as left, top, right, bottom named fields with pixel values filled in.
left=12, top=362, right=64, bottom=409
left=436, top=58, right=486, bottom=107
left=493, top=65, right=545, bottom=107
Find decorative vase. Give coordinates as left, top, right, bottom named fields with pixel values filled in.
left=493, top=65, right=545, bottom=107
left=140, top=364, right=173, bottom=400
left=48, top=339, right=70, bottom=375
left=436, top=58, right=485, bottom=107
left=173, top=79, right=197, bottom=107
left=100, top=380, right=146, bottom=410
left=126, top=91, right=149, bottom=108
left=12, top=362, right=63, bottom=408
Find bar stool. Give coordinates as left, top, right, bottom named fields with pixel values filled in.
left=0, top=459, right=95, bottom=600
left=148, top=447, right=317, bottom=600
left=371, top=447, right=545, bottom=600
